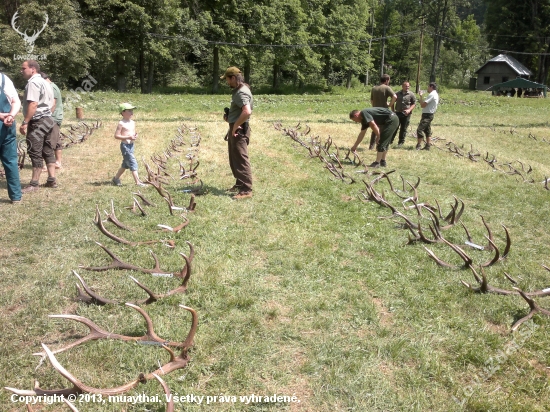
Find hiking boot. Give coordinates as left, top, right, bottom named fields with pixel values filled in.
left=368, top=161, right=380, bottom=169
left=422, top=144, right=431, bottom=151
left=45, top=180, right=58, bottom=188
left=112, top=177, right=122, bottom=186
left=21, top=185, right=39, bottom=194
left=415, top=143, right=422, bottom=150
left=227, top=185, right=241, bottom=193
left=233, top=191, right=252, bottom=199
left=380, top=160, right=387, bottom=167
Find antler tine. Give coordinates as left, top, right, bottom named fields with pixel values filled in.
left=501, top=225, right=511, bottom=259
left=441, top=237, right=473, bottom=267
left=94, top=205, right=134, bottom=245
left=424, top=246, right=458, bottom=269
left=64, top=399, right=80, bottom=412
left=443, top=197, right=458, bottom=222
left=504, top=272, right=518, bottom=285
left=152, top=374, right=175, bottom=412
left=105, top=199, right=133, bottom=231
left=480, top=215, right=495, bottom=250
left=41, top=343, right=142, bottom=395
left=79, top=242, right=174, bottom=277
left=511, top=288, right=550, bottom=332
left=132, top=197, right=147, bottom=216
left=73, top=271, right=117, bottom=305
left=133, top=190, right=155, bottom=207
left=451, top=196, right=465, bottom=223
left=129, top=276, right=159, bottom=304
left=460, top=221, right=473, bottom=243
left=480, top=235, right=500, bottom=267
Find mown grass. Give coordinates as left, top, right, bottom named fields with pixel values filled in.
left=1, top=89, right=550, bottom=411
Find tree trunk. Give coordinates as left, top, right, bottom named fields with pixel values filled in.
left=429, top=0, right=449, bottom=83
left=346, top=70, right=352, bottom=89
left=211, top=46, right=219, bottom=94
left=244, top=57, right=251, bottom=85
left=324, top=55, right=330, bottom=82
left=115, top=53, right=127, bottom=92
left=272, top=62, right=280, bottom=89
left=139, top=48, right=146, bottom=93
left=146, top=57, right=154, bottom=94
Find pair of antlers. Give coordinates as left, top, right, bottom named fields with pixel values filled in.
left=5, top=305, right=196, bottom=398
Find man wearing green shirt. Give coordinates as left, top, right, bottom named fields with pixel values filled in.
left=349, top=107, right=399, bottom=168
left=41, top=72, right=63, bottom=168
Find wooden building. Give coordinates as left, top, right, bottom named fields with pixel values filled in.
left=475, top=54, right=532, bottom=90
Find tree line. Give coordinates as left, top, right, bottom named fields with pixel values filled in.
left=0, top=0, right=548, bottom=93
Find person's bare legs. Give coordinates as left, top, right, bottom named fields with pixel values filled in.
left=55, top=149, right=62, bottom=168
left=114, top=167, right=125, bottom=180
left=131, top=170, right=144, bottom=185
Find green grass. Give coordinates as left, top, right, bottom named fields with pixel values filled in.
left=1, top=89, right=550, bottom=411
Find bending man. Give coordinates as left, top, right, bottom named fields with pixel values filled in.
left=350, top=108, right=399, bottom=168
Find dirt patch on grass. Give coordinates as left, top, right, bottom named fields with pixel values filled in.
left=528, top=359, right=550, bottom=377
left=371, top=297, right=394, bottom=327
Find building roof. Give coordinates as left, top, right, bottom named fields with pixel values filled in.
left=475, top=54, right=533, bottom=76
left=487, top=77, right=547, bottom=90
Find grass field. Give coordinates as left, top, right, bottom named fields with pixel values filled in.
left=1, top=88, right=550, bottom=411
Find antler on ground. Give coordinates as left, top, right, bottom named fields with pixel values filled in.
left=75, top=253, right=192, bottom=305
left=93, top=206, right=157, bottom=246
left=6, top=306, right=196, bottom=397
left=104, top=200, right=133, bottom=232
left=33, top=303, right=190, bottom=358
left=511, top=288, right=550, bottom=331
left=79, top=241, right=194, bottom=279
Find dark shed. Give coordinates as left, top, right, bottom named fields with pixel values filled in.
left=475, top=54, right=532, bottom=90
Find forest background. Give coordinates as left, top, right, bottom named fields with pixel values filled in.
left=1, top=0, right=549, bottom=94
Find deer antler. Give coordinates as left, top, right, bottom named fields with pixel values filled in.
left=93, top=206, right=156, bottom=246
left=76, top=253, right=192, bottom=306
left=33, top=303, right=190, bottom=358
left=79, top=241, right=193, bottom=279
left=511, top=288, right=550, bottom=331
left=6, top=306, right=196, bottom=397
left=104, top=200, right=133, bottom=231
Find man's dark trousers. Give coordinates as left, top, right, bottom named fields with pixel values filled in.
left=391, top=112, right=411, bottom=145
left=227, top=122, right=252, bottom=192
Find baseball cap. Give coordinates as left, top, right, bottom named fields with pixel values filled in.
left=119, top=103, right=136, bottom=113
left=220, top=66, right=241, bottom=79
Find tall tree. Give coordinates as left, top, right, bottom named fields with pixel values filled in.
left=485, top=0, right=550, bottom=84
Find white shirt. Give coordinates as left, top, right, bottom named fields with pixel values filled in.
left=422, top=90, right=439, bottom=114
left=1, top=73, right=19, bottom=103
left=23, top=73, right=53, bottom=119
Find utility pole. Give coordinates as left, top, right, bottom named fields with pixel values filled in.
left=380, top=1, right=388, bottom=76
left=415, top=16, right=425, bottom=94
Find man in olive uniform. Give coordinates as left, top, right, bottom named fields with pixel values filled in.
left=391, top=81, right=416, bottom=146
left=349, top=107, right=399, bottom=168
left=221, top=66, right=253, bottom=199
left=368, top=74, right=397, bottom=149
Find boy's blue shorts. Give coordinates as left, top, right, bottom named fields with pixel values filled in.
left=120, top=142, right=138, bottom=171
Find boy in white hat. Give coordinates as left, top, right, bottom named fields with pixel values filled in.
left=112, top=103, right=145, bottom=186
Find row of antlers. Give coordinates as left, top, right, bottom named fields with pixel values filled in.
left=274, top=121, right=550, bottom=333
left=6, top=123, right=203, bottom=411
